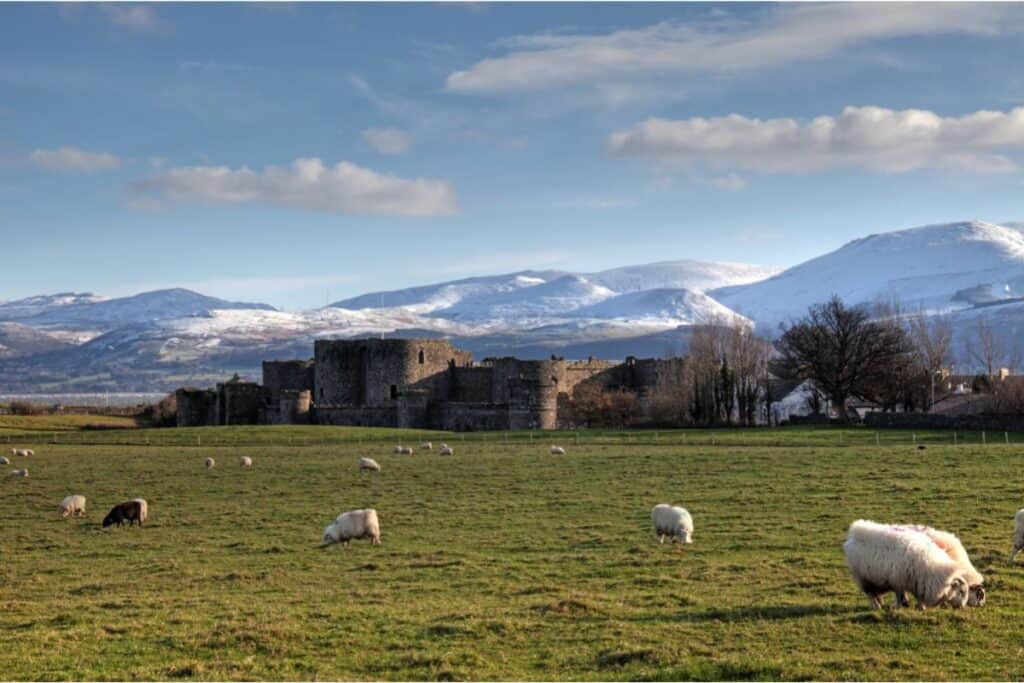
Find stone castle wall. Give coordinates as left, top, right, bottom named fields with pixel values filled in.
left=177, top=338, right=686, bottom=431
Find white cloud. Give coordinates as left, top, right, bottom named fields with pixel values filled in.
left=446, top=4, right=1023, bottom=94
left=99, top=4, right=162, bottom=31
left=130, top=157, right=457, bottom=216
left=608, top=106, right=1024, bottom=174
left=29, top=147, right=122, bottom=172
left=361, top=127, right=413, bottom=155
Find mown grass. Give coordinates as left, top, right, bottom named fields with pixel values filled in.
left=2, top=429, right=1024, bottom=680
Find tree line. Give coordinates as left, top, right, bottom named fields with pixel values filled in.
left=563, top=295, right=1021, bottom=428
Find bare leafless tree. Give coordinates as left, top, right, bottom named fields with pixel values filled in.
left=773, top=296, right=914, bottom=420
left=908, top=312, right=953, bottom=410
left=966, top=317, right=1019, bottom=379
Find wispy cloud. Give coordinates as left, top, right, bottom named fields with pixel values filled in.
left=447, top=4, right=1023, bottom=94
left=708, top=174, right=747, bottom=191
left=29, top=147, right=123, bottom=172
left=609, top=106, right=1024, bottom=174
left=128, top=157, right=457, bottom=216
left=361, top=127, right=413, bottom=155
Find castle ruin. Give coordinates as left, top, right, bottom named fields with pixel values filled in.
left=176, top=337, right=685, bottom=430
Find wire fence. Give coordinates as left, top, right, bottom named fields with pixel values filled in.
left=2, top=426, right=1023, bottom=449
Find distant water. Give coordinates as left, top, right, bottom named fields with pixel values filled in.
left=0, top=393, right=166, bottom=407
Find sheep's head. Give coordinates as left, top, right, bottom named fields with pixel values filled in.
left=59, top=507, right=70, bottom=519
left=968, top=584, right=986, bottom=607
left=322, top=525, right=337, bottom=547
left=944, top=577, right=970, bottom=608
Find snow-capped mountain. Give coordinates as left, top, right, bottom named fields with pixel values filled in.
left=714, top=220, right=1024, bottom=329
left=0, top=292, right=107, bottom=320
left=5, top=220, right=1024, bottom=392
left=1, top=288, right=277, bottom=332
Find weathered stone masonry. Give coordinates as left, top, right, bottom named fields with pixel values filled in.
left=176, top=337, right=682, bottom=431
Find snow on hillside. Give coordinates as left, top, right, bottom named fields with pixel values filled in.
left=586, top=260, right=780, bottom=295
left=714, top=220, right=1024, bottom=328
left=435, top=275, right=617, bottom=322
left=327, top=271, right=567, bottom=312
left=20, top=288, right=277, bottom=329
left=0, top=292, right=107, bottom=320
left=571, top=288, right=749, bottom=326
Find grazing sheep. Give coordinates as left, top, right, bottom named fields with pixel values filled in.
left=0, top=456, right=8, bottom=465
left=894, top=524, right=985, bottom=607
left=7, top=468, right=28, bottom=478
left=420, top=442, right=433, bottom=450
left=438, top=445, right=454, bottom=456
left=1012, top=509, right=1024, bottom=563
left=359, top=457, right=381, bottom=472
left=393, top=445, right=413, bottom=455
left=239, top=456, right=253, bottom=469
left=322, top=508, right=381, bottom=547
left=11, top=448, right=31, bottom=457
left=550, top=445, right=566, bottom=455
left=59, top=495, right=87, bottom=519
left=102, top=499, right=148, bottom=527
left=205, top=457, right=215, bottom=470
left=843, top=519, right=970, bottom=610
left=651, top=504, right=693, bottom=544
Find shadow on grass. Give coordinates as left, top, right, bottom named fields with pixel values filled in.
left=646, top=603, right=861, bottom=623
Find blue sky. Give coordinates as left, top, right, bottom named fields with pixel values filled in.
left=3, top=2, right=1024, bottom=309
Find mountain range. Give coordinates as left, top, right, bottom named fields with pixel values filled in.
left=2, top=220, right=1022, bottom=393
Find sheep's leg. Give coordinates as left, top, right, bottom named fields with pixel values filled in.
left=1012, top=545, right=1022, bottom=562
left=659, top=534, right=665, bottom=544
left=893, top=591, right=910, bottom=608
left=867, top=593, right=883, bottom=610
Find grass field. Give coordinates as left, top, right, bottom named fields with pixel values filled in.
left=2, top=425, right=1024, bottom=680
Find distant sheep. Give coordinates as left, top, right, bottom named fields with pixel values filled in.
left=393, top=445, right=413, bottom=455
left=205, top=457, right=215, bottom=470
left=843, top=519, right=970, bottom=610
left=102, top=499, right=148, bottom=527
left=550, top=445, right=566, bottom=455
left=322, top=508, right=381, bottom=547
left=420, top=442, right=433, bottom=450
left=359, top=457, right=381, bottom=472
left=239, top=456, right=253, bottom=469
left=1012, top=509, right=1024, bottom=562
left=651, top=504, right=693, bottom=544
left=11, top=448, right=32, bottom=457
left=439, top=445, right=454, bottom=456
left=7, top=468, right=28, bottom=478
left=0, top=456, right=8, bottom=465
left=894, top=524, right=985, bottom=607
left=59, top=495, right=87, bottom=519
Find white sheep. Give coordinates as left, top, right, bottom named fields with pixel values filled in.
left=651, top=504, right=693, bottom=544
left=894, top=524, right=985, bottom=607
left=322, top=508, right=381, bottom=547
left=550, top=445, right=566, bottom=455
left=393, top=445, right=413, bottom=455
left=359, top=457, right=381, bottom=472
left=7, top=468, right=28, bottom=478
left=420, top=441, right=433, bottom=450
left=438, top=445, right=454, bottom=456
left=205, top=457, right=216, bottom=470
left=11, top=448, right=31, bottom=457
left=0, top=456, right=8, bottom=465
left=239, top=456, right=253, bottom=469
left=843, top=519, right=970, bottom=610
left=1012, top=509, right=1024, bottom=563
left=58, top=495, right=87, bottom=518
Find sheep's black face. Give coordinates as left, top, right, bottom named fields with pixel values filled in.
left=102, top=514, right=115, bottom=527
left=969, top=585, right=986, bottom=607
